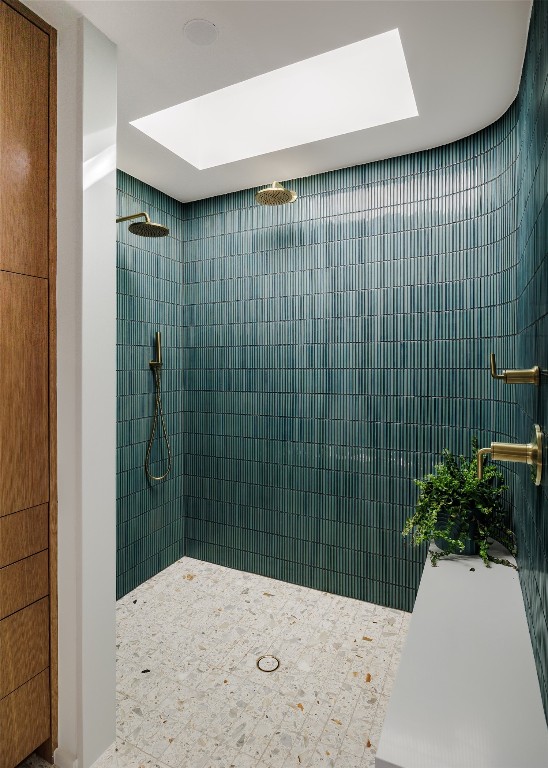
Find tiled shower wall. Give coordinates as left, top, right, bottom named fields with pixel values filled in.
left=181, top=115, right=519, bottom=612
left=513, top=0, right=548, bottom=719
left=116, top=171, right=185, bottom=598
left=182, top=147, right=518, bottom=611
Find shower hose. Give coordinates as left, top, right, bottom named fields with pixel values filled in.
left=145, top=365, right=172, bottom=482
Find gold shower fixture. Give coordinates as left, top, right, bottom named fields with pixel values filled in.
left=116, top=211, right=169, bottom=237
left=477, top=424, right=543, bottom=485
left=490, top=353, right=540, bottom=385
left=255, top=182, right=297, bottom=206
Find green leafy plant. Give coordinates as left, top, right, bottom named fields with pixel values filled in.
left=403, top=437, right=517, bottom=567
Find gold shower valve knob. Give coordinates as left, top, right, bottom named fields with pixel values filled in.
left=477, top=425, right=543, bottom=486
left=490, top=353, right=540, bottom=385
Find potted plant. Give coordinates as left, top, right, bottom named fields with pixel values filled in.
left=403, top=437, right=517, bottom=567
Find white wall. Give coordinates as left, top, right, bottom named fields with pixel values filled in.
left=80, top=18, right=117, bottom=768
left=23, top=3, right=117, bottom=767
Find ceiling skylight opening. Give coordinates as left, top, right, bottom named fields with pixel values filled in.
left=130, top=28, right=418, bottom=170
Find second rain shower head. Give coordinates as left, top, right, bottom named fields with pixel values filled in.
left=116, top=211, right=169, bottom=238
left=255, top=182, right=297, bottom=206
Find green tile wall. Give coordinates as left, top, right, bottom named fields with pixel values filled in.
left=116, top=171, right=185, bottom=598
left=513, top=0, right=548, bottom=720
left=182, top=96, right=521, bottom=612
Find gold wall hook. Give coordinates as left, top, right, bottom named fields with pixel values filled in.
left=490, top=353, right=540, bottom=385
left=477, top=424, right=543, bottom=485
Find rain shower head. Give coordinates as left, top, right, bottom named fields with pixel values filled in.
left=116, top=211, right=169, bottom=237
left=255, top=182, right=297, bottom=206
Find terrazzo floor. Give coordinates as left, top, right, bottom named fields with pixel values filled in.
left=19, top=557, right=410, bottom=768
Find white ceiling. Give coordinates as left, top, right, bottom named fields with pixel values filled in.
left=62, top=1, right=533, bottom=202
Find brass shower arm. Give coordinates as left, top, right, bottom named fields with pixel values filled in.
left=490, top=353, right=540, bottom=385
left=116, top=212, right=151, bottom=224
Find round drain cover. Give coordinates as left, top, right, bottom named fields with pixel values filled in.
left=257, top=655, right=280, bottom=672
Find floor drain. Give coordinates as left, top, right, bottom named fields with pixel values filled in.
left=257, top=655, right=280, bottom=672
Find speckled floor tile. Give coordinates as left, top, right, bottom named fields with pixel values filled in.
left=15, top=757, right=51, bottom=768
left=18, top=556, right=410, bottom=768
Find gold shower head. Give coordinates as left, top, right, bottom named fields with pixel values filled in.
left=255, top=182, right=297, bottom=206
left=116, top=211, right=169, bottom=238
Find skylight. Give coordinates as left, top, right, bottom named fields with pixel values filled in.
left=131, top=28, right=418, bottom=170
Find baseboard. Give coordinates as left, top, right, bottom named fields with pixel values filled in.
left=53, top=746, right=78, bottom=768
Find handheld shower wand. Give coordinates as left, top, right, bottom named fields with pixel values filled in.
left=150, top=331, right=162, bottom=367
left=145, top=332, right=172, bottom=483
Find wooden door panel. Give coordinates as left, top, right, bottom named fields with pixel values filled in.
left=0, top=597, right=49, bottom=698
left=0, top=669, right=50, bottom=768
left=0, top=272, right=49, bottom=516
left=0, top=1, right=57, bottom=761
left=0, top=2, right=49, bottom=277
left=0, top=550, right=49, bottom=621
left=0, top=504, right=49, bottom=567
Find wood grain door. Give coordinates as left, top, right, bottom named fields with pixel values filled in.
left=0, top=272, right=49, bottom=516
left=0, top=0, right=49, bottom=278
left=0, top=0, right=57, bottom=763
